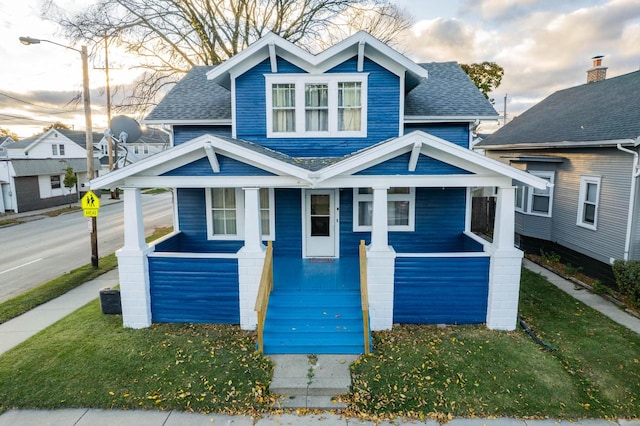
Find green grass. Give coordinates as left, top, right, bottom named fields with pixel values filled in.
left=1, top=266, right=639, bottom=419
left=0, top=302, right=274, bottom=415
left=0, top=227, right=173, bottom=324
left=346, top=268, right=640, bottom=420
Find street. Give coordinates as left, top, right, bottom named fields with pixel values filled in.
left=0, top=192, right=174, bottom=303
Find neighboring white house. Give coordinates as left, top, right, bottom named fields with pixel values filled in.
left=0, top=129, right=101, bottom=213
left=96, top=127, right=170, bottom=173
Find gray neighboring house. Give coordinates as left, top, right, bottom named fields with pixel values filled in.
left=476, top=60, right=640, bottom=286
left=0, top=128, right=102, bottom=213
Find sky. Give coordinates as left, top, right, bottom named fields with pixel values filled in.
left=1, top=0, right=639, bottom=138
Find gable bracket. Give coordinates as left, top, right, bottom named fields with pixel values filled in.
left=203, top=143, right=220, bottom=173
left=408, top=141, right=422, bottom=172
left=268, top=42, right=278, bottom=73
left=357, top=40, right=366, bottom=72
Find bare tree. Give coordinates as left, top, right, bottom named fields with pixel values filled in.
left=45, top=0, right=412, bottom=114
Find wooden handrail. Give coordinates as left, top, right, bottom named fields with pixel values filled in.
left=359, top=240, right=371, bottom=354
left=254, top=241, right=273, bottom=353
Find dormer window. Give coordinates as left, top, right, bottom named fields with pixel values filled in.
left=266, top=74, right=367, bottom=138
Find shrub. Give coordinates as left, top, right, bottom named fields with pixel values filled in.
left=612, top=260, right=640, bottom=308
left=540, top=249, right=561, bottom=264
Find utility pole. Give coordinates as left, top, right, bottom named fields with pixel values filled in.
left=503, top=93, right=508, bottom=126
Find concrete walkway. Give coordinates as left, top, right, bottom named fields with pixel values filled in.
left=0, top=269, right=119, bottom=355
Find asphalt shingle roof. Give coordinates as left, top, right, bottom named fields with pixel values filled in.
left=477, top=70, right=640, bottom=147
left=144, top=62, right=497, bottom=123
left=144, top=66, right=231, bottom=122
left=10, top=158, right=100, bottom=176
left=11, top=129, right=104, bottom=149
left=405, top=62, right=498, bottom=117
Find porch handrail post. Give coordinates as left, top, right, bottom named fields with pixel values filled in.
left=370, top=186, right=389, bottom=251
left=242, top=187, right=264, bottom=252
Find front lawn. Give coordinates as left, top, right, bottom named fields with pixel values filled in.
left=346, top=268, right=640, bottom=420
left=0, top=268, right=638, bottom=419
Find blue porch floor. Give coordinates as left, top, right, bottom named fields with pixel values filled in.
left=265, top=256, right=367, bottom=354
left=272, top=256, right=360, bottom=292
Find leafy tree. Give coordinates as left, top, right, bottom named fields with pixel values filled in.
left=461, top=62, right=504, bottom=104
left=43, top=121, right=73, bottom=132
left=46, top=0, right=412, bottom=113
left=0, top=127, right=18, bottom=141
left=63, top=167, right=78, bottom=207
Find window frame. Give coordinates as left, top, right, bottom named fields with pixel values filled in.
left=205, top=188, right=275, bottom=240
left=576, top=175, right=601, bottom=230
left=50, top=175, right=61, bottom=190
left=352, top=187, right=415, bottom=232
left=514, top=171, right=554, bottom=217
left=265, top=73, right=368, bottom=138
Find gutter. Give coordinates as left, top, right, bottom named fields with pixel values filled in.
left=617, top=140, right=640, bottom=260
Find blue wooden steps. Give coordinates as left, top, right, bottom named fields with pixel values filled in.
left=263, top=290, right=368, bottom=354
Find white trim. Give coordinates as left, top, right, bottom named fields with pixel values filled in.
left=231, top=77, right=237, bottom=139
left=353, top=187, right=415, bottom=232
left=395, top=252, right=490, bottom=258
left=576, top=175, right=601, bottom=230
left=206, top=188, right=245, bottom=240
left=204, top=187, right=275, bottom=241
left=404, top=116, right=498, bottom=123
left=203, top=143, right=220, bottom=172
left=408, top=141, right=421, bottom=172
left=265, top=73, right=368, bottom=138
left=526, top=170, right=554, bottom=217
left=148, top=252, right=239, bottom=259
left=268, top=42, right=278, bottom=73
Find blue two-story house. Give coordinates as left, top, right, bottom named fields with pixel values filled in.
left=91, top=32, right=548, bottom=354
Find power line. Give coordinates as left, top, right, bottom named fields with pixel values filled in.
left=0, top=91, right=79, bottom=114
left=0, top=113, right=72, bottom=125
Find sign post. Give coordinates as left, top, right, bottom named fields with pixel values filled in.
left=81, top=191, right=100, bottom=267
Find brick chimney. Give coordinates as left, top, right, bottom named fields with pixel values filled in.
left=587, top=55, right=607, bottom=83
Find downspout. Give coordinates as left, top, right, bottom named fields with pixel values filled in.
left=616, top=142, right=640, bottom=260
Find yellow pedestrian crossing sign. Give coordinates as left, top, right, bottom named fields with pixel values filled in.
left=81, top=190, right=100, bottom=217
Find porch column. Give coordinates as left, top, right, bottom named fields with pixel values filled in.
left=486, top=186, right=523, bottom=331
left=370, top=187, right=389, bottom=251
left=116, top=187, right=152, bottom=328
left=367, top=186, right=396, bottom=330
left=238, top=187, right=266, bottom=330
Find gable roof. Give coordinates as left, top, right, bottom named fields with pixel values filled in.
left=10, top=158, right=99, bottom=176
left=10, top=129, right=104, bottom=151
left=144, top=63, right=496, bottom=125
left=90, top=131, right=549, bottom=190
left=206, top=31, right=429, bottom=91
left=405, top=62, right=498, bottom=120
left=477, top=70, right=640, bottom=149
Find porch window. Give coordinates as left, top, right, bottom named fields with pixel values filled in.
left=353, top=187, right=415, bottom=232
left=211, top=188, right=238, bottom=236
left=577, top=175, right=601, bottom=230
left=266, top=74, right=367, bottom=138
left=206, top=188, right=274, bottom=240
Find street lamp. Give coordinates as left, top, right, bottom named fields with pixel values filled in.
left=20, top=36, right=99, bottom=268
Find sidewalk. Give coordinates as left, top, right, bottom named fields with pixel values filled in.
left=0, top=408, right=635, bottom=426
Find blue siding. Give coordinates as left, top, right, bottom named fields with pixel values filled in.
left=163, top=155, right=275, bottom=176
left=404, top=123, right=470, bottom=148
left=274, top=189, right=302, bottom=257
left=176, top=188, right=243, bottom=253
left=174, top=125, right=232, bottom=146
left=355, top=152, right=470, bottom=175
left=393, top=256, right=489, bottom=324
left=235, top=57, right=400, bottom=156
left=149, top=257, right=239, bottom=323
left=339, top=188, right=468, bottom=255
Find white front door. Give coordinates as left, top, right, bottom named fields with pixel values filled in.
left=304, top=189, right=338, bottom=257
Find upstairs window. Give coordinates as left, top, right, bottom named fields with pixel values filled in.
left=266, top=74, right=367, bottom=138
left=52, top=144, right=58, bottom=156
left=59, top=144, right=65, bottom=155
left=577, top=175, right=601, bottom=230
